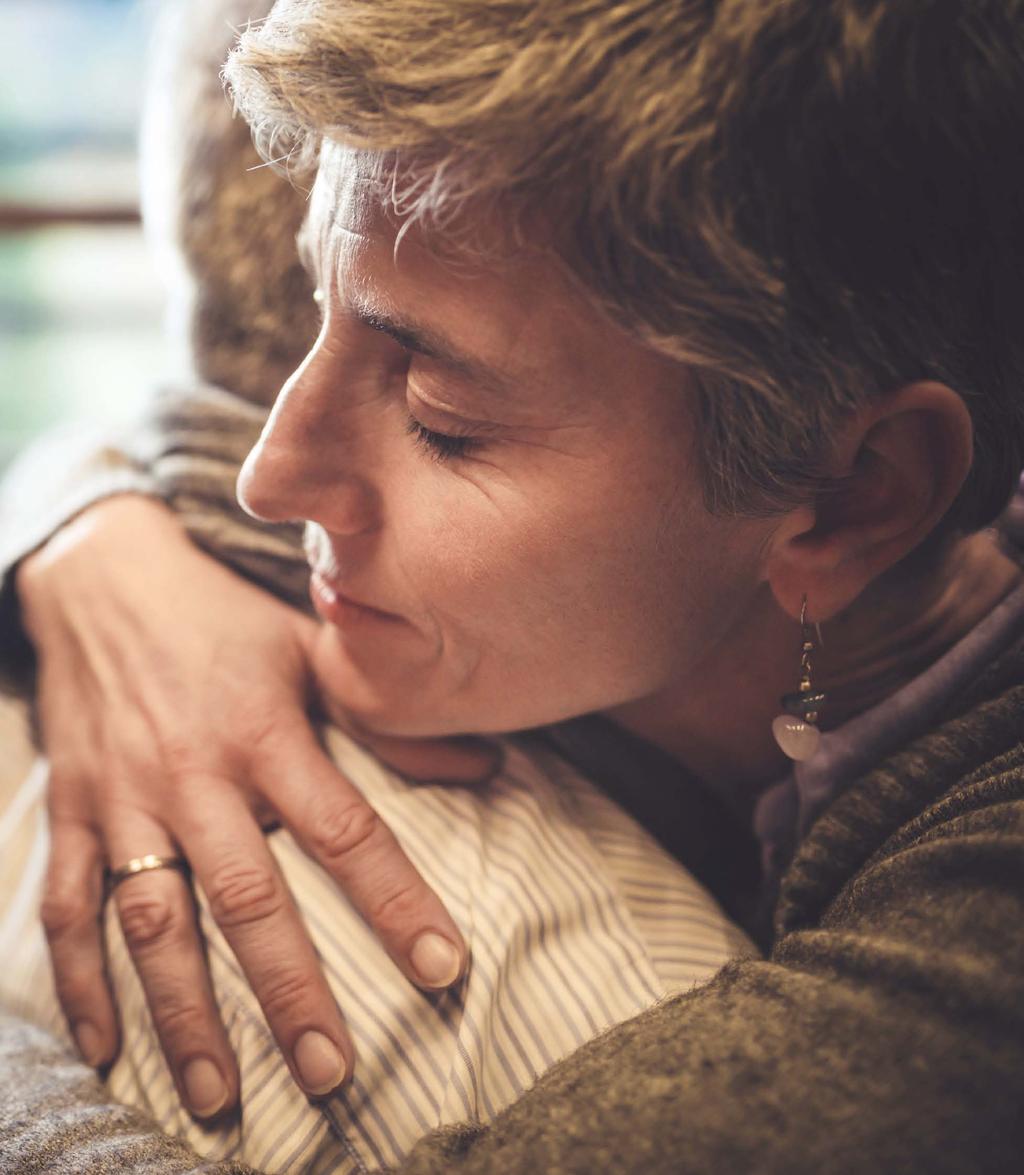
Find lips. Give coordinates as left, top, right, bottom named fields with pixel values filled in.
left=309, top=569, right=403, bottom=626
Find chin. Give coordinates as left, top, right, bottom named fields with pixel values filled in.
left=314, top=665, right=529, bottom=741
left=309, top=627, right=460, bottom=735
left=308, top=623, right=618, bottom=738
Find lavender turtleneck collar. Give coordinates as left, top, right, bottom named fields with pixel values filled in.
left=753, top=549, right=1024, bottom=899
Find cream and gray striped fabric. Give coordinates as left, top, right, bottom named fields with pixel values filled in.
left=0, top=710, right=753, bottom=1174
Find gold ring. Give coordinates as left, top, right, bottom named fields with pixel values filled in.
left=105, top=854, right=191, bottom=892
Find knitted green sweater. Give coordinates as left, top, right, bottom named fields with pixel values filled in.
left=395, top=628, right=1024, bottom=1174
left=3, top=628, right=1023, bottom=1173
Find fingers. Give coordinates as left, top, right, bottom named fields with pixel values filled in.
left=258, top=722, right=467, bottom=991
left=41, top=813, right=119, bottom=1069
left=175, top=778, right=355, bottom=1099
left=106, top=813, right=239, bottom=1120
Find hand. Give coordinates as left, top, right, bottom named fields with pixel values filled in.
left=17, top=494, right=498, bottom=1118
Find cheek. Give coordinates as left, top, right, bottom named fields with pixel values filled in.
left=389, top=459, right=732, bottom=723
left=392, top=477, right=571, bottom=664
left=315, top=413, right=763, bottom=737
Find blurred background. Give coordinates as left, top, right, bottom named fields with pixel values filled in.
left=0, top=0, right=169, bottom=472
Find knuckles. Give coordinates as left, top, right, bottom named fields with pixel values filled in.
left=254, top=965, right=317, bottom=1024
left=40, top=885, right=96, bottom=939
left=117, top=890, right=188, bottom=953
left=204, top=859, right=284, bottom=929
left=146, top=991, right=214, bottom=1045
left=309, top=801, right=383, bottom=868
left=366, top=879, right=428, bottom=939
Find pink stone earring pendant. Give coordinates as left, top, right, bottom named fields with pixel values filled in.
left=771, top=595, right=826, bottom=761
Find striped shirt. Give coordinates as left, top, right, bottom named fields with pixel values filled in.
left=0, top=714, right=753, bottom=1174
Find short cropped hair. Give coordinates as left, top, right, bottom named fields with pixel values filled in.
left=226, top=0, right=1024, bottom=531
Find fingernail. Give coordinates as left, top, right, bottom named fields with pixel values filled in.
left=409, top=932, right=462, bottom=988
left=293, top=1031, right=348, bottom=1095
left=73, top=1021, right=105, bottom=1068
left=181, top=1056, right=229, bottom=1118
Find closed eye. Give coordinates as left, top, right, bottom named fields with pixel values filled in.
left=405, top=416, right=483, bottom=462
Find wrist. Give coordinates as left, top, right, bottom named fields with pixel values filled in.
left=16, top=494, right=183, bottom=608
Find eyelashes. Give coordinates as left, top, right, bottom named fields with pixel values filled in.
left=310, top=290, right=484, bottom=464
left=405, top=416, right=483, bottom=462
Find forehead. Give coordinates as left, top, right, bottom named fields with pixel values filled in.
left=302, top=144, right=593, bottom=383
left=300, top=140, right=691, bottom=415
left=304, top=141, right=526, bottom=261
left=305, top=142, right=381, bottom=246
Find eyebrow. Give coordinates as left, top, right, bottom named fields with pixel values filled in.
left=353, top=307, right=515, bottom=397
left=295, top=224, right=514, bottom=399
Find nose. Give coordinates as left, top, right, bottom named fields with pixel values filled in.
left=236, top=349, right=379, bottom=535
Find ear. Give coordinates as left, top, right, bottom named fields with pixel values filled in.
left=765, top=381, right=974, bottom=623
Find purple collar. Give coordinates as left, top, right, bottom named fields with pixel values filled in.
left=753, top=574, right=1024, bottom=891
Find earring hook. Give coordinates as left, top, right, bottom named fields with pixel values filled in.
left=800, top=593, right=824, bottom=648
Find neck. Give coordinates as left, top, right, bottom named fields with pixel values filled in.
left=604, top=530, right=1023, bottom=822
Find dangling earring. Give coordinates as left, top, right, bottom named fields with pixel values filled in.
left=772, top=595, right=826, bottom=761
